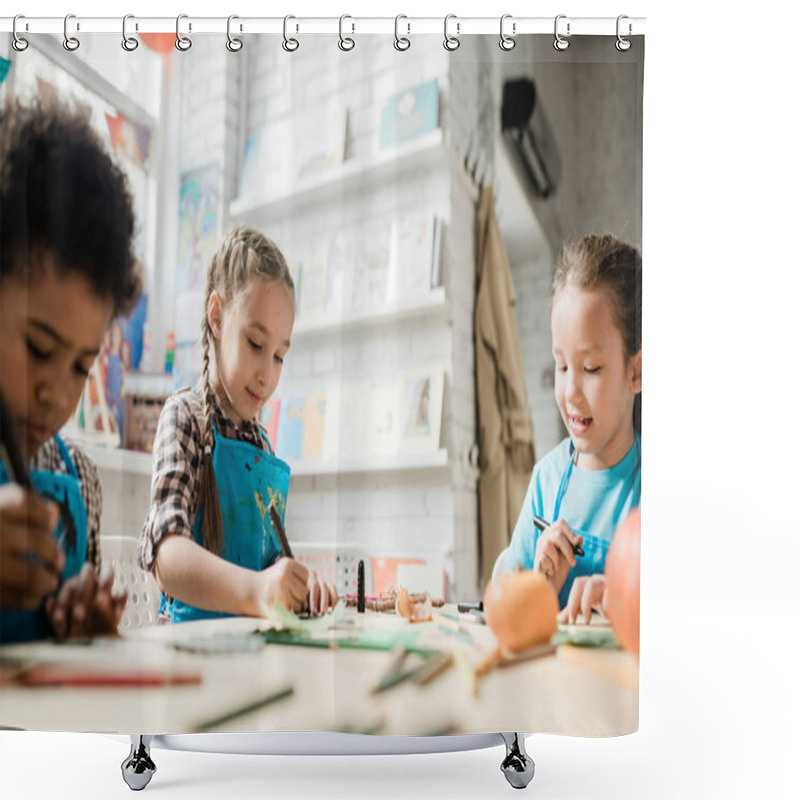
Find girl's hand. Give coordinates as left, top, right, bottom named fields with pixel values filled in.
left=0, top=483, right=63, bottom=610
left=558, top=574, right=607, bottom=625
left=45, top=562, right=128, bottom=638
left=533, top=519, right=583, bottom=592
left=305, top=569, right=338, bottom=616
left=256, top=557, right=309, bottom=613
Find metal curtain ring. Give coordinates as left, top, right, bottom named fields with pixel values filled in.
left=12, top=15, right=29, bottom=52
left=499, top=14, right=516, bottom=51
left=443, top=14, right=460, bottom=51
left=338, top=14, right=355, bottom=51
left=227, top=15, right=243, bottom=52
left=283, top=15, right=299, bottom=52
left=553, top=14, right=570, bottom=51
left=394, top=15, right=410, bottom=51
left=175, top=14, right=192, bottom=51
left=122, top=14, right=139, bottom=51
left=616, top=14, right=632, bottom=51
left=63, top=14, right=80, bottom=51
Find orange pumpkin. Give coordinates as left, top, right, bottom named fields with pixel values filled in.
left=604, top=507, right=641, bottom=658
left=483, top=570, right=559, bottom=652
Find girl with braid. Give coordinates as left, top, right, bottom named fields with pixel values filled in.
left=139, top=226, right=337, bottom=622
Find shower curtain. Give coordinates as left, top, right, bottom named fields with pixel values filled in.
left=0, top=16, right=643, bottom=743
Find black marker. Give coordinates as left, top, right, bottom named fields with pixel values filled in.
left=533, top=515, right=584, bottom=557
left=357, top=560, right=365, bottom=613
left=457, top=601, right=483, bottom=613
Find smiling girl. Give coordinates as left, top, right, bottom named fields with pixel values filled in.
left=138, top=226, right=337, bottom=622
left=493, top=234, right=641, bottom=622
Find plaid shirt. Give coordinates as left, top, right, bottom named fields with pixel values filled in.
left=30, top=436, right=102, bottom=569
left=138, top=384, right=270, bottom=573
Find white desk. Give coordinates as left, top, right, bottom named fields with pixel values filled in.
left=0, top=607, right=637, bottom=737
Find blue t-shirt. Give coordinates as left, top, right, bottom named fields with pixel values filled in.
left=506, top=434, right=641, bottom=608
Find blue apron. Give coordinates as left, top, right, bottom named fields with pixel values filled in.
left=0, top=435, right=88, bottom=643
left=552, top=434, right=641, bottom=609
left=162, top=420, right=291, bottom=623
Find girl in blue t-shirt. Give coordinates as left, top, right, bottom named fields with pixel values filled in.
left=495, top=234, right=641, bottom=624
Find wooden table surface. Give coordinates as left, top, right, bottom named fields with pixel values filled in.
left=0, top=605, right=638, bottom=737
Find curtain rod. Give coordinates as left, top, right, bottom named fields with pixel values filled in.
left=0, top=16, right=646, bottom=37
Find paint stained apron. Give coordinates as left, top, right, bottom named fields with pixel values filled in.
left=162, top=421, right=291, bottom=623
left=0, top=435, right=88, bottom=643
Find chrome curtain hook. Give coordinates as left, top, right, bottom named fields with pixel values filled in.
left=12, top=14, right=29, bottom=52
left=553, top=14, right=570, bottom=51
left=499, top=14, right=516, bottom=51
left=394, top=14, right=410, bottom=51
left=122, top=14, right=139, bottom=51
left=338, top=14, right=355, bottom=51
left=175, top=14, right=192, bottom=51
left=63, top=13, right=80, bottom=51
left=443, top=14, right=460, bottom=51
left=616, top=14, right=632, bottom=51
left=283, top=15, right=299, bottom=52
left=227, top=15, right=243, bottom=52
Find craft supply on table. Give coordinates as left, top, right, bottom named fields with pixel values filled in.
left=0, top=660, right=202, bottom=688
left=192, top=684, right=294, bottom=732
left=344, top=588, right=445, bottom=612
left=357, top=559, right=366, bottom=613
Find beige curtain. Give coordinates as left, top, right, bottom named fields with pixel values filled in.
left=474, top=186, right=536, bottom=585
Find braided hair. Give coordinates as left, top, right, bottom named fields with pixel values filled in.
left=199, top=226, right=294, bottom=556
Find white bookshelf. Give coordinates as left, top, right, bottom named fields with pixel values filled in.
left=229, top=129, right=445, bottom=222
left=83, top=444, right=153, bottom=477
left=293, top=288, right=448, bottom=337
left=83, top=442, right=447, bottom=479
left=289, top=449, right=449, bottom=477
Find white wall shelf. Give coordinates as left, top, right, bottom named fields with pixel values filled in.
left=229, top=129, right=445, bottom=222
left=84, top=443, right=447, bottom=479
left=288, top=449, right=449, bottom=477
left=294, top=288, right=448, bottom=337
left=84, top=444, right=153, bottom=477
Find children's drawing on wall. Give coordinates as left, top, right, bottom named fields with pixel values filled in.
left=176, top=164, right=221, bottom=293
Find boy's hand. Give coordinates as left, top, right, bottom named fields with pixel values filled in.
left=558, top=574, right=607, bottom=625
left=305, top=569, right=338, bottom=616
left=45, top=562, right=128, bottom=638
left=533, top=519, right=583, bottom=593
left=256, top=557, right=309, bottom=614
left=0, top=483, right=63, bottom=610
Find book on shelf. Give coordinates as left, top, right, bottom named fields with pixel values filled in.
left=363, top=380, right=397, bottom=457
left=293, top=106, right=348, bottom=181
left=259, top=398, right=280, bottom=451
left=379, top=78, right=439, bottom=150
left=387, top=211, right=442, bottom=301
left=396, top=362, right=445, bottom=454
left=296, top=240, right=328, bottom=321
left=349, top=218, right=393, bottom=315
left=236, top=123, right=295, bottom=203
left=276, top=396, right=306, bottom=461
left=302, top=391, right=327, bottom=461
left=324, top=230, right=355, bottom=318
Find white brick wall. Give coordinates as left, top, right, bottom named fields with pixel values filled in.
left=97, top=34, right=639, bottom=600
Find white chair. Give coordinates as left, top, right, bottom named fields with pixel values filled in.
left=291, top=543, right=373, bottom=596
left=100, top=535, right=160, bottom=629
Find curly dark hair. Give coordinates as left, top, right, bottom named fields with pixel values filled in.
left=1, top=97, right=141, bottom=317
